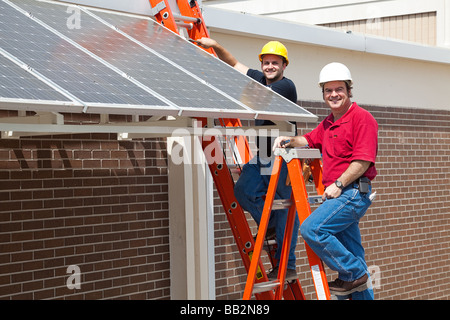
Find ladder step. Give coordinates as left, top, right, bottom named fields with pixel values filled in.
left=252, top=278, right=298, bottom=294
left=272, top=199, right=292, bottom=210
left=252, top=280, right=280, bottom=294
left=272, top=196, right=323, bottom=210
left=263, top=239, right=277, bottom=246
left=172, top=13, right=201, bottom=23
left=175, top=21, right=193, bottom=30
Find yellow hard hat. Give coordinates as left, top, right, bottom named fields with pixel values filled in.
left=258, top=41, right=289, bottom=65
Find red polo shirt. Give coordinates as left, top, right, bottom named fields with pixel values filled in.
left=304, top=102, right=378, bottom=187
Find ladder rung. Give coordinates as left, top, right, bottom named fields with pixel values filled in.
left=263, top=239, right=276, bottom=246
left=173, top=13, right=201, bottom=23
left=272, top=199, right=292, bottom=210
left=252, top=280, right=280, bottom=294
left=175, top=21, right=193, bottom=30
left=271, top=196, right=323, bottom=210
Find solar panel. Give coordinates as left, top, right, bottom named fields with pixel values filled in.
left=12, top=0, right=254, bottom=119
left=0, top=53, right=71, bottom=102
left=88, top=9, right=316, bottom=122
left=1, top=0, right=317, bottom=122
left=0, top=0, right=177, bottom=115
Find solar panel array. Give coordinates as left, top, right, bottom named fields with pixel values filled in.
left=0, top=0, right=317, bottom=122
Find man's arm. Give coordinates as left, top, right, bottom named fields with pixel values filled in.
left=195, top=37, right=249, bottom=74
left=323, top=160, right=371, bottom=200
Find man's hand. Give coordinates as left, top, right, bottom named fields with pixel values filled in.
left=195, top=37, right=217, bottom=49
left=322, top=182, right=342, bottom=200
left=272, top=136, right=292, bottom=151
left=272, top=135, right=309, bottom=151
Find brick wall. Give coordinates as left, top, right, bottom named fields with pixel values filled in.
left=0, top=113, right=170, bottom=299
left=1, top=102, right=450, bottom=300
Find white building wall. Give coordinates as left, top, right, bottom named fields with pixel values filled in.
left=209, top=30, right=450, bottom=111
left=201, top=5, right=450, bottom=111
left=204, top=0, right=450, bottom=49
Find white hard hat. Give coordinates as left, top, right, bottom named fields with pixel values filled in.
left=318, top=62, right=353, bottom=87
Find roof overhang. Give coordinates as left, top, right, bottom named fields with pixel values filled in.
left=202, top=6, right=450, bottom=66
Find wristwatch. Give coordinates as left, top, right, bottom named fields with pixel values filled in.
left=334, top=180, right=344, bottom=190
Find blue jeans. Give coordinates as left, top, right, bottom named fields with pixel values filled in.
left=234, top=156, right=299, bottom=270
left=300, top=183, right=374, bottom=300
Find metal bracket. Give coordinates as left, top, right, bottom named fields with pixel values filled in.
left=273, top=147, right=321, bottom=163
left=150, top=1, right=167, bottom=16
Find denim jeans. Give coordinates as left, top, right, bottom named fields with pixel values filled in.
left=234, top=156, right=299, bottom=270
left=300, top=183, right=374, bottom=300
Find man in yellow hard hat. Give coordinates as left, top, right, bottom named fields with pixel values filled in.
left=196, top=38, right=295, bottom=100
left=197, top=37, right=299, bottom=281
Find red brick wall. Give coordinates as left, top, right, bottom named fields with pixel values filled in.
left=1, top=102, right=450, bottom=300
left=0, top=115, right=170, bottom=299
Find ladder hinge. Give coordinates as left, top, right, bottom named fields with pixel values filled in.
left=150, top=1, right=167, bottom=16
left=274, top=147, right=321, bottom=163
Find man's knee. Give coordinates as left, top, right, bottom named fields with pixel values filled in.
left=300, top=218, right=313, bottom=243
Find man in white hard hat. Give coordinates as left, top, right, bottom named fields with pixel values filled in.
left=273, top=62, right=378, bottom=299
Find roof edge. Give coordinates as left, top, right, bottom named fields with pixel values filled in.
left=202, top=6, right=450, bottom=65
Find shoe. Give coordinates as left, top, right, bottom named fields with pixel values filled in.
left=267, top=267, right=298, bottom=281
left=266, top=227, right=276, bottom=240
left=328, top=274, right=369, bottom=296
left=254, top=227, right=275, bottom=240
left=253, top=227, right=277, bottom=251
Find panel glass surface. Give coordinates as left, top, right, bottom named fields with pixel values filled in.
left=0, top=54, right=71, bottom=102
left=90, top=9, right=316, bottom=121
left=12, top=0, right=253, bottom=117
left=1, top=0, right=171, bottom=109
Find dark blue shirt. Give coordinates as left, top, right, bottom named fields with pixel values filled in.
left=246, top=69, right=298, bottom=157
left=246, top=69, right=297, bottom=103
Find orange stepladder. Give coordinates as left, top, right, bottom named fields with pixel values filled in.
left=243, top=147, right=332, bottom=300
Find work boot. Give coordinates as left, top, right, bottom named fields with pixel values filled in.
left=328, top=273, right=369, bottom=296
left=264, top=227, right=276, bottom=240
left=253, top=227, right=277, bottom=251
left=267, top=267, right=297, bottom=281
